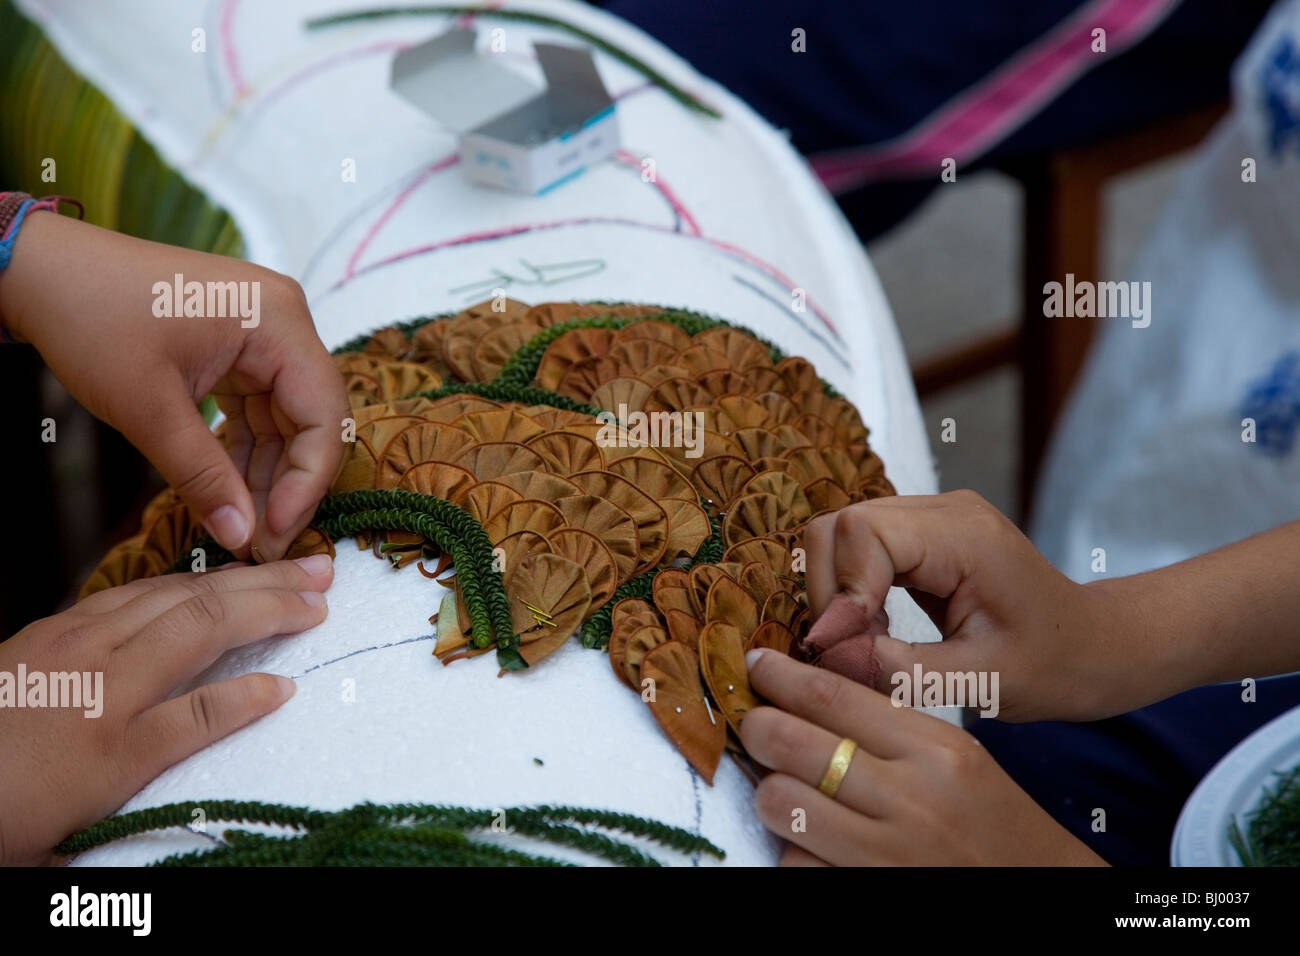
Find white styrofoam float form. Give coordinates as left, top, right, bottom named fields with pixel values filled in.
left=17, top=0, right=944, bottom=865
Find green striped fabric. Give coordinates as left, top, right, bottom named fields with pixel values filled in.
left=0, top=0, right=243, bottom=256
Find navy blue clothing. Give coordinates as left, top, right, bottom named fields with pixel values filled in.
left=602, top=0, right=1274, bottom=238
left=971, top=675, right=1300, bottom=866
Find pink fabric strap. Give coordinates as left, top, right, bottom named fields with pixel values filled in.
left=799, top=593, right=889, bottom=688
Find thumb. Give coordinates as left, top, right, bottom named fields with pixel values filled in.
left=870, top=633, right=981, bottom=700
left=125, top=381, right=255, bottom=553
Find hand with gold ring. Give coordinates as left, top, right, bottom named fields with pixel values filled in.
left=740, top=649, right=1107, bottom=866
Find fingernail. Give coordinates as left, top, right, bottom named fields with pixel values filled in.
left=746, top=649, right=768, bottom=670
left=274, top=675, right=297, bottom=701
left=205, top=505, right=250, bottom=550
left=293, top=553, right=333, bottom=576
left=299, top=590, right=327, bottom=609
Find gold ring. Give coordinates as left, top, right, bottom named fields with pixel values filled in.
left=818, top=738, right=857, bottom=799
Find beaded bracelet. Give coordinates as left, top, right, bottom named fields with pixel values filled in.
left=0, top=191, right=84, bottom=343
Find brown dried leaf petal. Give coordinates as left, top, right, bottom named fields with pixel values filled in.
left=396, top=461, right=479, bottom=502
left=660, top=496, right=712, bottom=562
left=535, top=328, right=619, bottom=391
left=611, top=597, right=660, bottom=633
left=482, top=499, right=567, bottom=543
left=284, top=527, right=336, bottom=562
left=704, top=576, right=760, bottom=636
left=747, top=619, right=796, bottom=655
left=644, top=377, right=713, bottom=413
left=761, top=591, right=801, bottom=628
left=737, top=561, right=781, bottom=605
left=623, top=623, right=670, bottom=688
left=723, top=537, right=793, bottom=577
left=663, top=607, right=703, bottom=651
left=566, top=470, right=668, bottom=573
left=453, top=442, right=549, bottom=480
left=589, top=377, right=653, bottom=415
left=525, top=430, right=604, bottom=474
left=547, top=527, right=619, bottom=609
left=379, top=422, right=476, bottom=486
left=490, top=470, right=581, bottom=501
left=741, top=471, right=812, bottom=523
left=692, top=327, right=773, bottom=370
left=652, top=568, right=695, bottom=616
left=80, top=541, right=164, bottom=599
left=458, top=481, right=525, bottom=526
left=699, top=621, right=759, bottom=735
left=801, top=475, right=850, bottom=515
left=452, top=408, right=546, bottom=444
left=493, top=529, right=554, bottom=574
left=507, top=554, right=591, bottom=665
left=688, top=564, right=733, bottom=618
left=553, top=495, right=639, bottom=582
left=642, top=642, right=725, bottom=784
left=723, top=492, right=797, bottom=546
left=471, top=319, right=544, bottom=381
left=605, top=456, right=693, bottom=500
left=615, top=319, right=692, bottom=350
left=690, top=454, right=757, bottom=510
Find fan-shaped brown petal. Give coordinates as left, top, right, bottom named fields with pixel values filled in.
left=457, top=481, right=526, bottom=526
left=547, top=527, right=619, bottom=608
left=553, top=495, right=639, bottom=582
left=507, top=554, right=592, bottom=666
left=723, top=492, right=797, bottom=546
left=535, top=327, right=619, bottom=390
left=660, top=496, right=712, bottom=562
left=379, top=422, right=477, bottom=486
left=482, top=499, right=567, bottom=543
left=741, top=471, right=812, bottom=523
left=452, top=408, right=546, bottom=444
left=395, top=461, right=478, bottom=503
left=453, top=441, right=549, bottom=480
left=526, top=431, right=604, bottom=474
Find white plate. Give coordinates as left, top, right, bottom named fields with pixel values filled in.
left=1171, top=702, right=1300, bottom=865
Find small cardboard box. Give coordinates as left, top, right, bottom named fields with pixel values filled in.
left=392, top=27, right=620, bottom=194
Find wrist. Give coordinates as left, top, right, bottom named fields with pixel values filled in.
left=0, top=194, right=84, bottom=345
left=1079, top=574, right=1198, bottom=715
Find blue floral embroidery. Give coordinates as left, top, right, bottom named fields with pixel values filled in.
left=1242, top=352, right=1300, bottom=456
left=1262, top=36, right=1300, bottom=158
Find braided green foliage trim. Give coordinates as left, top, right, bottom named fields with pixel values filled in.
left=316, top=490, right=515, bottom=656
left=170, top=538, right=237, bottom=573
left=57, top=800, right=724, bottom=867
left=408, top=380, right=604, bottom=417
left=305, top=6, right=722, bottom=119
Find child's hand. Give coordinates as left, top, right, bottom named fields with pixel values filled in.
left=0, top=213, right=350, bottom=562
left=802, top=491, right=1155, bottom=723
left=741, top=649, right=1105, bottom=865
left=0, top=556, right=332, bottom=866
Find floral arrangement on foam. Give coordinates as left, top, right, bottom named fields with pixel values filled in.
left=81, top=300, right=895, bottom=785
